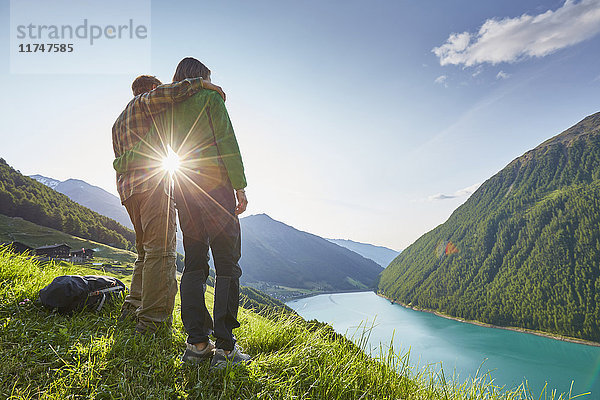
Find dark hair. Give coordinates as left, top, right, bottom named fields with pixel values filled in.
left=172, top=57, right=211, bottom=82
left=131, top=75, right=162, bottom=96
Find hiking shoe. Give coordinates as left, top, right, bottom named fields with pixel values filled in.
left=210, top=345, right=252, bottom=370
left=182, top=341, right=215, bottom=363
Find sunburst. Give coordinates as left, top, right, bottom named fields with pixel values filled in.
left=162, top=145, right=181, bottom=176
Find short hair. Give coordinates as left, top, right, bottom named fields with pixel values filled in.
left=131, top=75, right=162, bottom=96
left=172, top=57, right=211, bottom=82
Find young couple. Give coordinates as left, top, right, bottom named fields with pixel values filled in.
left=111, top=57, right=250, bottom=369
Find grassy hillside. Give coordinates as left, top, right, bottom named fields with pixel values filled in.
left=0, top=213, right=136, bottom=264
left=0, top=158, right=135, bottom=250
left=0, top=249, right=572, bottom=399
left=378, top=112, right=600, bottom=342
left=0, top=213, right=292, bottom=311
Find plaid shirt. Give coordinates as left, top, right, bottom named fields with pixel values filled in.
left=112, top=78, right=205, bottom=203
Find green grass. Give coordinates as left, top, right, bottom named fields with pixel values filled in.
left=0, top=213, right=136, bottom=264
left=246, top=283, right=321, bottom=301
left=0, top=248, right=589, bottom=399
left=344, top=276, right=369, bottom=289
left=246, top=283, right=372, bottom=302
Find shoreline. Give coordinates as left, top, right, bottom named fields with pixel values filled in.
left=284, top=288, right=373, bottom=301
left=377, top=292, right=600, bottom=348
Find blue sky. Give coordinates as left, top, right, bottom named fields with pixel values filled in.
left=1, top=0, right=599, bottom=250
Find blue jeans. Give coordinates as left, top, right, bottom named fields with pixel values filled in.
left=176, top=183, right=242, bottom=351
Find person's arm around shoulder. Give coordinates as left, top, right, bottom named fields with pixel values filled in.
left=139, top=78, right=226, bottom=117
left=114, top=82, right=226, bottom=175
left=208, top=92, right=248, bottom=215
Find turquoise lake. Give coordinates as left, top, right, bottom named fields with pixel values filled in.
left=286, top=291, right=600, bottom=398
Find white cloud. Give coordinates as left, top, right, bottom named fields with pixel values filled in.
left=428, top=193, right=457, bottom=201
left=433, top=0, right=600, bottom=67
left=434, top=75, right=448, bottom=87
left=455, top=182, right=482, bottom=197
left=428, top=182, right=482, bottom=201
left=496, top=70, right=511, bottom=79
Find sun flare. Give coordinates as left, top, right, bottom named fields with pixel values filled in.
left=162, top=146, right=181, bottom=175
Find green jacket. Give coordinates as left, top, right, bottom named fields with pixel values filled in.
left=113, top=90, right=247, bottom=191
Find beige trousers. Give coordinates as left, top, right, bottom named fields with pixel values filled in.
left=122, top=187, right=177, bottom=332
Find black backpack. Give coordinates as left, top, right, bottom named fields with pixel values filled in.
left=39, top=275, right=127, bottom=314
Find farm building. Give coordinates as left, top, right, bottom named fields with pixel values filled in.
left=2, top=241, right=33, bottom=254
left=70, top=248, right=95, bottom=262
left=35, top=244, right=71, bottom=259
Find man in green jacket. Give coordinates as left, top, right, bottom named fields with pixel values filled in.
left=114, top=57, right=250, bottom=369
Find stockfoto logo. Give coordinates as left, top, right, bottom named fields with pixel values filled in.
left=10, top=0, right=151, bottom=74
left=16, top=19, right=148, bottom=45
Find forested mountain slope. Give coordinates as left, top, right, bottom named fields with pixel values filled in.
left=0, top=159, right=134, bottom=250
left=31, top=175, right=133, bottom=229
left=378, top=112, right=600, bottom=342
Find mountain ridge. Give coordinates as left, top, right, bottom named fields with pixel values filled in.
left=30, top=174, right=133, bottom=230
left=326, top=238, right=399, bottom=267
left=29, top=174, right=61, bottom=190
left=239, top=213, right=383, bottom=299
left=378, top=111, right=600, bottom=342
